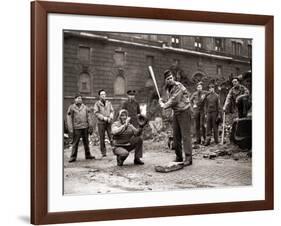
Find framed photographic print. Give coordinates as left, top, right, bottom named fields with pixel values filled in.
left=31, top=1, right=274, bottom=225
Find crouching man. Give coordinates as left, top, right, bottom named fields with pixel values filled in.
left=111, top=109, right=144, bottom=166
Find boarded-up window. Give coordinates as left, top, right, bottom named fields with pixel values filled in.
left=78, top=73, right=90, bottom=93
left=236, top=43, right=242, bottom=56
left=173, top=59, right=180, bottom=67
left=215, top=38, right=223, bottom=52
left=194, top=37, right=203, bottom=50
left=113, top=51, right=125, bottom=66
left=149, top=35, right=157, bottom=41
left=232, top=42, right=236, bottom=55
left=146, top=56, right=155, bottom=87
left=145, top=78, right=154, bottom=87
left=217, top=65, right=222, bottom=76
left=248, top=45, right=252, bottom=58
left=236, top=67, right=240, bottom=76
left=146, top=55, right=154, bottom=66
left=78, top=46, right=90, bottom=63
left=232, top=41, right=242, bottom=56
left=114, top=75, right=126, bottom=95
left=171, top=36, right=180, bottom=48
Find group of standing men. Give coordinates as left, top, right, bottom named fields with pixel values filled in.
left=66, top=69, right=250, bottom=167
left=159, top=70, right=250, bottom=166
left=66, top=89, right=145, bottom=166
left=190, top=77, right=250, bottom=147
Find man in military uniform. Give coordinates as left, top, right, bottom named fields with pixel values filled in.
left=159, top=70, right=193, bottom=165
left=93, top=89, right=114, bottom=157
left=66, top=94, right=95, bottom=163
left=190, top=82, right=208, bottom=144
left=122, top=90, right=141, bottom=128
left=111, top=109, right=144, bottom=166
left=204, top=83, right=222, bottom=146
left=223, top=77, right=250, bottom=118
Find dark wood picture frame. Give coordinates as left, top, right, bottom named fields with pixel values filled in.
left=31, top=1, right=274, bottom=224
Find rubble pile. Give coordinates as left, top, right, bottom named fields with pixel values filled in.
left=193, top=142, right=251, bottom=161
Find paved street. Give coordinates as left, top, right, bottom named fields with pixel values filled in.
left=64, top=140, right=252, bottom=195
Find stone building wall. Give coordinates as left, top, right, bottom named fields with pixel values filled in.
left=63, top=31, right=251, bottom=118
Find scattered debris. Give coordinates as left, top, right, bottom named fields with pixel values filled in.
left=155, top=162, right=184, bottom=173
left=149, top=117, right=163, bottom=135
left=192, top=144, right=201, bottom=149
left=88, top=169, right=100, bottom=173
left=209, top=153, right=217, bottom=159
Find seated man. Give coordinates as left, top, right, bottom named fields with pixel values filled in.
left=111, top=109, right=144, bottom=166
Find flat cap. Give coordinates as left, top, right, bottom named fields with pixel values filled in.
left=127, top=90, right=136, bottom=95
left=164, top=70, right=173, bottom=79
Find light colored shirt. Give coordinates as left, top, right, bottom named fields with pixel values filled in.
left=93, top=100, right=114, bottom=123
left=224, top=84, right=249, bottom=109
left=163, top=81, right=191, bottom=113
left=66, top=103, right=92, bottom=132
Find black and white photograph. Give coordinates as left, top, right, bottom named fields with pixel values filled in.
left=63, top=30, right=252, bottom=195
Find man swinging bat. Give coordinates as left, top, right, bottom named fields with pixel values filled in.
left=149, top=67, right=193, bottom=166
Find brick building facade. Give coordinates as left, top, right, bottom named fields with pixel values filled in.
left=63, top=31, right=251, bottom=118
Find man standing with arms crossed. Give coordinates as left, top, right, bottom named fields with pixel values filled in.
left=159, top=70, right=193, bottom=166
left=94, top=89, right=114, bottom=157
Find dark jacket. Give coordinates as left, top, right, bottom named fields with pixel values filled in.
left=224, top=84, right=249, bottom=110
left=190, top=90, right=208, bottom=112
left=163, top=81, right=191, bottom=113
left=122, top=99, right=140, bottom=127
left=66, top=103, right=92, bottom=132
left=205, top=92, right=221, bottom=113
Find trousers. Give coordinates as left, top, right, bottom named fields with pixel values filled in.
left=206, top=112, right=219, bottom=143
left=194, top=110, right=206, bottom=143
left=97, top=122, right=112, bottom=155
left=113, top=136, right=143, bottom=161
left=71, top=128, right=92, bottom=159
left=173, top=108, right=192, bottom=161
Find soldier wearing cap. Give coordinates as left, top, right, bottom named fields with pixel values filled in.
left=93, top=89, right=114, bottom=157
left=204, top=83, right=222, bottom=146
left=66, top=94, right=95, bottom=163
left=159, top=70, right=193, bottom=165
left=223, top=77, right=250, bottom=118
left=122, top=90, right=141, bottom=128
left=190, top=81, right=208, bottom=144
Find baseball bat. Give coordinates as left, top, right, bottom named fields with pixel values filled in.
left=220, top=112, right=226, bottom=145
left=148, top=66, right=161, bottom=99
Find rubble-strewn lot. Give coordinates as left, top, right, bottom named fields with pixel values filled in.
left=64, top=139, right=252, bottom=195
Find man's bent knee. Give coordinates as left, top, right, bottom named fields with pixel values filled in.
left=113, top=147, right=129, bottom=157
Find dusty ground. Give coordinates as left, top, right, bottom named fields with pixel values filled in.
left=64, top=140, right=251, bottom=195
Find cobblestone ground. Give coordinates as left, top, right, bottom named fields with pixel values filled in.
left=64, top=140, right=252, bottom=195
